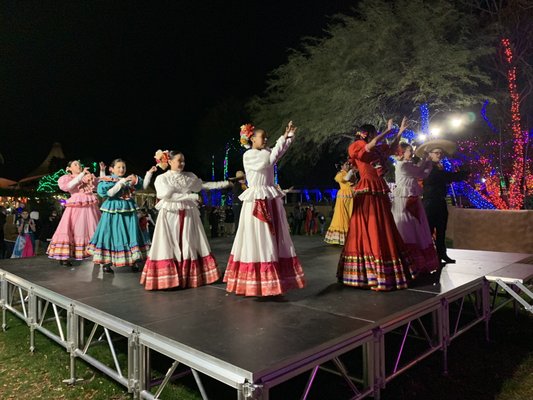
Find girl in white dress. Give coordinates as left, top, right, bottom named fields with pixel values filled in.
left=140, top=151, right=229, bottom=290
left=392, top=143, right=440, bottom=274
left=224, top=122, right=306, bottom=296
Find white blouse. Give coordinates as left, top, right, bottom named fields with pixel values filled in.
left=155, top=170, right=229, bottom=211
left=394, top=159, right=433, bottom=197
left=239, top=135, right=293, bottom=202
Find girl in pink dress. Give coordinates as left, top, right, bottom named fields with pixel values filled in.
left=224, top=121, right=306, bottom=296
left=47, top=161, right=104, bottom=266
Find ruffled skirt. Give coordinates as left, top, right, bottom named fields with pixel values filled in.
left=325, top=191, right=353, bottom=245
left=392, top=196, right=439, bottom=274
left=338, top=193, right=413, bottom=291
left=88, top=210, right=149, bottom=267
left=224, top=198, right=305, bottom=296
left=140, top=207, right=220, bottom=290
left=47, top=199, right=101, bottom=260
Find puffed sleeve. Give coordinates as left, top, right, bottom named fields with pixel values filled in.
left=154, top=175, right=173, bottom=200
left=97, top=179, right=126, bottom=198
left=97, top=179, right=118, bottom=198
left=58, top=174, right=75, bottom=192
left=202, top=181, right=231, bottom=190
left=186, top=173, right=204, bottom=192
left=243, top=150, right=267, bottom=172
left=348, top=140, right=370, bottom=163
left=334, top=171, right=345, bottom=184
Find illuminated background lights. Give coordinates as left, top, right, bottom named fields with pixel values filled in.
left=37, top=169, right=67, bottom=193
left=419, top=103, right=429, bottom=135
left=502, top=38, right=526, bottom=209
left=480, top=100, right=499, bottom=134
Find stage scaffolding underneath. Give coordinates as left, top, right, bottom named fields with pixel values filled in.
left=1, top=237, right=532, bottom=399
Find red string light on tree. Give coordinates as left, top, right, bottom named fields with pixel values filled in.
left=501, top=38, right=526, bottom=209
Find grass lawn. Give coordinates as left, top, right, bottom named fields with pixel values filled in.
left=1, top=301, right=533, bottom=399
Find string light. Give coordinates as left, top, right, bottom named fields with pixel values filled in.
left=419, top=103, right=429, bottom=135
left=36, top=169, right=66, bottom=193
left=223, top=142, right=230, bottom=180
left=480, top=100, right=499, bottom=134
left=502, top=38, right=526, bottom=209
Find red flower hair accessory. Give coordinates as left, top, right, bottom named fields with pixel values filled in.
left=239, top=123, right=255, bottom=149
left=154, top=150, right=170, bottom=170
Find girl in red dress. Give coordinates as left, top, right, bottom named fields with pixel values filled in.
left=337, top=118, right=413, bottom=291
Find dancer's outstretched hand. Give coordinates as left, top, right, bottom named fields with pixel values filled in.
left=399, top=117, right=409, bottom=133
left=284, top=120, right=297, bottom=138
left=387, top=118, right=394, bottom=132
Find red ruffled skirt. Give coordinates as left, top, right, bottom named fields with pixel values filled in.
left=338, top=193, right=413, bottom=291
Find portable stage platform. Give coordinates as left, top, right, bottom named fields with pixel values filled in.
left=1, top=236, right=532, bottom=400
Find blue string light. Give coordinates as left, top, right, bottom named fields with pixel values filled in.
left=480, top=100, right=499, bottom=134
left=419, top=103, right=430, bottom=135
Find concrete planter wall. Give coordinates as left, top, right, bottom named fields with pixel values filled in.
left=448, top=207, right=533, bottom=253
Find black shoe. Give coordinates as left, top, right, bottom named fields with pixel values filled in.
left=441, top=255, right=456, bottom=264
left=102, top=264, right=114, bottom=274
left=131, top=264, right=139, bottom=272
left=59, top=260, right=72, bottom=267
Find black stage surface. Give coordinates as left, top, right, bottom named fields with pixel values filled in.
left=1, top=236, right=532, bottom=399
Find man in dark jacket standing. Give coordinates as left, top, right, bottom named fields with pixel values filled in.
left=418, top=140, right=468, bottom=265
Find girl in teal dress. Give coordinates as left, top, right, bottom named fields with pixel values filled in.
left=88, top=159, right=149, bottom=273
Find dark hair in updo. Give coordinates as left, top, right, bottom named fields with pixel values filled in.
left=354, top=124, right=377, bottom=142
left=110, top=158, right=126, bottom=168
left=168, top=151, right=184, bottom=160
left=65, top=160, right=81, bottom=173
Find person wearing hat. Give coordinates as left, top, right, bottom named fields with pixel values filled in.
left=415, top=139, right=468, bottom=265
left=228, top=170, right=247, bottom=232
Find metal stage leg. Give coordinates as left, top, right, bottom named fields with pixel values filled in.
left=153, top=360, right=180, bottom=399
left=28, top=290, right=36, bottom=352
left=441, top=299, right=449, bottom=376
left=128, top=330, right=140, bottom=399
left=332, top=357, right=361, bottom=397
left=63, top=306, right=83, bottom=385
left=482, top=280, right=491, bottom=343
left=191, top=369, right=209, bottom=400
left=300, top=365, right=319, bottom=400
left=239, top=382, right=264, bottom=400
left=392, top=321, right=411, bottom=374
left=495, top=279, right=533, bottom=313
left=1, top=274, right=7, bottom=331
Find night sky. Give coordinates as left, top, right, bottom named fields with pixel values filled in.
left=0, top=0, right=357, bottom=181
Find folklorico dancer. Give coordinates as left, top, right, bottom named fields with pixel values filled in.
left=87, top=158, right=149, bottom=273
left=337, top=118, right=414, bottom=291
left=140, top=150, right=230, bottom=290
left=224, top=121, right=306, bottom=296
left=47, top=160, right=105, bottom=266
left=391, top=142, right=440, bottom=274
left=324, top=160, right=356, bottom=245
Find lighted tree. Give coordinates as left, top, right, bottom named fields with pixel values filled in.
left=249, top=0, right=495, bottom=168
left=458, top=0, right=533, bottom=209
